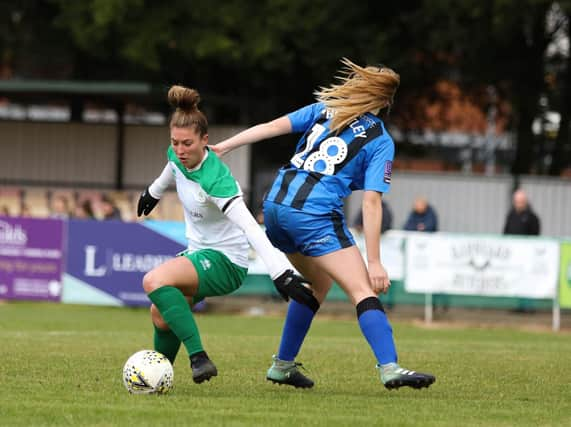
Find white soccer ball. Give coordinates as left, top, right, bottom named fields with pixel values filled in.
left=122, top=350, right=174, bottom=395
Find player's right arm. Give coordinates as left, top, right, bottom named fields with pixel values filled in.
left=137, top=164, right=174, bottom=216
left=211, top=102, right=323, bottom=157
left=212, top=116, right=292, bottom=157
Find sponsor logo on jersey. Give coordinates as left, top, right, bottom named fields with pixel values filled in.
left=384, top=161, right=392, bottom=184
left=189, top=210, right=204, bottom=219
left=302, top=236, right=332, bottom=252
left=200, top=259, right=212, bottom=271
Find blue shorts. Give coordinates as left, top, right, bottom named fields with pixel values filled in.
left=263, top=201, right=355, bottom=257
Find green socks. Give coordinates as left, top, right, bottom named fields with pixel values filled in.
left=148, top=286, right=204, bottom=356
left=154, top=325, right=181, bottom=364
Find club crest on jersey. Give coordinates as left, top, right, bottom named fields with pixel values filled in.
left=384, top=161, right=392, bottom=184
left=194, top=189, right=207, bottom=203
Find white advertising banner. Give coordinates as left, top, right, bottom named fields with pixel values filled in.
left=354, top=230, right=405, bottom=281
left=405, top=233, right=559, bottom=298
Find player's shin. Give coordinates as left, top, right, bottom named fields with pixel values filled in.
left=356, top=296, right=397, bottom=364
left=153, top=324, right=181, bottom=365
left=277, top=299, right=319, bottom=361
left=147, top=286, right=204, bottom=356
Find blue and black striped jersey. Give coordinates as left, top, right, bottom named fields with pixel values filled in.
left=265, top=102, right=395, bottom=214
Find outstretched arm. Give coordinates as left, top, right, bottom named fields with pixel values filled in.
left=212, top=116, right=292, bottom=157
left=223, top=197, right=317, bottom=307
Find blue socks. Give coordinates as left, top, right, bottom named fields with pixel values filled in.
left=277, top=300, right=318, bottom=361
left=276, top=296, right=397, bottom=366
left=356, top=297, right=397, bottom=365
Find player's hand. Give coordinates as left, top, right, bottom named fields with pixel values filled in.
left=273, top=270, right=317, bottom=306
left=137, top=187, right=160, bottom=216
left=209, top=143, right=229, bottom=157
left=368, top=261, right=390, bottom=295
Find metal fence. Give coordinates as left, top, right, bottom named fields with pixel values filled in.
left=346, top=171, right=571, bottom=238
left=1, top=121, right=570, bottom=238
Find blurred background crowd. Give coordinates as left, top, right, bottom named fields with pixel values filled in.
left=1, top=1, right=570, bottom=236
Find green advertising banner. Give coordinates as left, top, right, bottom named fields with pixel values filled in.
left=559, top=242, right=571, bottom=309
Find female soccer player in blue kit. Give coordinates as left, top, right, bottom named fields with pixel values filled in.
left=213, top=58, right=435, bottom=390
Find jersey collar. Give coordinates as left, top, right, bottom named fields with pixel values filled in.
left=184, top=148, right=209, bottom=173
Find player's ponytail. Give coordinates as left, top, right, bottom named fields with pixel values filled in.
left=168, top=85, right=208, bottom=136
left=315, top=58, right=400, bottom=134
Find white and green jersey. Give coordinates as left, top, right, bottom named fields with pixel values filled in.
left=149, top=147, right=250, bottom=268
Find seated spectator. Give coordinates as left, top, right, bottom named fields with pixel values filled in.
left=352, top=199, right=393, bottom=233
left=403, top=196, right=438, bottom=232
left=49, top=194, right=71, bottom=219
left=100, top=194, right=123, bottom=221
left=18, top=203, right=32, bottom=217
left=74, top=199, right=96, bottom=220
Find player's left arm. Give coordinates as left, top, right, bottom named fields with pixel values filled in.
left=361, top=135, right=394, bottom=294
left=362, top=190, right=390, bottom=295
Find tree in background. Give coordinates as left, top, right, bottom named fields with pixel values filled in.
left=547, top=2, right=571, bottom=175
left=0, top=0, right=570, bottom=174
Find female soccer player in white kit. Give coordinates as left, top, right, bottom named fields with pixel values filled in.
left=137, top=85, right=316, bottom=384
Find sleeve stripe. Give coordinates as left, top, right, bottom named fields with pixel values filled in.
left=221, top=195, right=242, bottom=213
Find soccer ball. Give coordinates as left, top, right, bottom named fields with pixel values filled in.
left=122, top=350, right=174, bottom=394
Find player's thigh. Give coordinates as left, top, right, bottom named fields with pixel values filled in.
left=286, top=252, right=333, bottom=303
left=143, top=255, right=199, bottom=297
left=183, top=248, right=247, bottom=302
left=311, top=246, right=375, bottom=305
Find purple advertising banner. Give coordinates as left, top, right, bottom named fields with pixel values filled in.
left=0, top=216, right=65, bottom=302
left=66, top=220, right=185, bottom=306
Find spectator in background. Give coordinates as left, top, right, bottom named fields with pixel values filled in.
left=1, top=205, right=10, bottom=216
left=352, top=199, right=393, bottom=233
left=18, top=203, right=32, bottom=217
left=49, top=194, right=71, bottom=219
left=74, top=199, right=96, bottom=220
left=403, top=196, right=438, bottom=232
left=503, top=189, right=540, bottom=313
left=503, top=189, right=540, bottom=236
left=403, top=196, right=448, bottom=311
left=100, top=194, right=123, bottom=221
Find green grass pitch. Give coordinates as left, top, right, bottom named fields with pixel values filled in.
left=0, top=302, right=569, bottom=426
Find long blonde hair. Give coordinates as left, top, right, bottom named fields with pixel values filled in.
left=168, top=85, right=208, bottom=136
left=315, top=58, right=400, bottom=134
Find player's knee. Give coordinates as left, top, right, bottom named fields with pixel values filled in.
left=150, top=304, right=169, bottom=330
left=142, top=270, right=162, bottom=294
left=312, top=286, right=329, bottom=304
left=356, top=296, right=385, bottom=317
left=299, top=293, right=320, bottom=314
